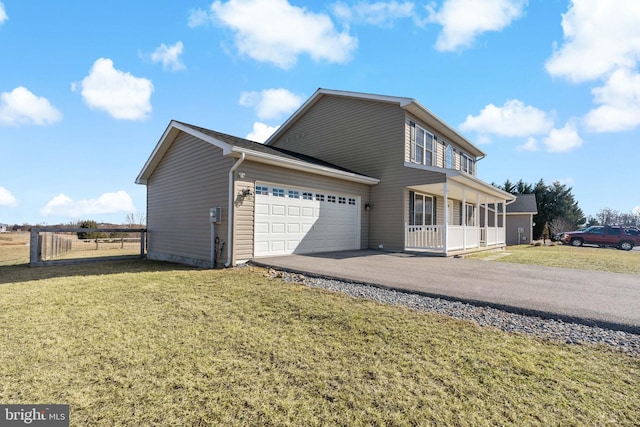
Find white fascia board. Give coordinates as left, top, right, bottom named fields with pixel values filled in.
left=264, top=88, right=414, bottom=146
left=403, top=162, right=513, bottom=200
left=135, top=120, right=233, bottom=185
left=448, top=172, right=515, bottom=200
left=233, top=147, right=380, bottom=185
left=403, top=102, right=486, bottom=159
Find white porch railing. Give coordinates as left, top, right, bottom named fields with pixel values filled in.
left=405, top=225, right=444, bottom=250
left=405, top=224, right=505, bottom=253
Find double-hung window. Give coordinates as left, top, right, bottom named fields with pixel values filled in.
left=409, top=192, right=435, bottom=226
left=410, top=122, right=434, bottom=166
left=461, top=153, right=474, bottom=175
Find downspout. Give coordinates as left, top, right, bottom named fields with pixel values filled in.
left=225, top=153, right=245, bottom=267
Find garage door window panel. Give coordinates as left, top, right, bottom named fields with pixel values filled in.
left=254, top=184, right=359, bottom=256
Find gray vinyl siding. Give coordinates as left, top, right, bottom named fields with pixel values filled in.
left=405, top=113, right=475, bottom=176
left=506, top=214, right=533, bottom=245
left=270, top=95, right=448, bottom=251
left=233, top=160, right=370, bottom=260
left=146, top=131, right=232, bottom=267
left=405, top=192, right=462, bottom=226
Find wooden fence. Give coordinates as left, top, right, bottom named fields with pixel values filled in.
left=30, top=227, right=147, bottom=267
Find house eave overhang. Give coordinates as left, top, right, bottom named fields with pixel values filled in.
left=231, top=147, right=380, bottom=185
left=402, top=102, right=485, bottom=159
left=265, top=88, right=486, bottom=159
left=135, top=120, right=233, bottom=185
left=404, top=162, right=515, bottom=201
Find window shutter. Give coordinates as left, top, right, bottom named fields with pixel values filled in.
left=409, top=191, right=415, bottom=225
left=409, top=122, right=416, bottom=162
left=433, top=198, right=437, bottom=225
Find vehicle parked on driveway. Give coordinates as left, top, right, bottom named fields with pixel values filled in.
left=561, top=225, right=640, bottom=250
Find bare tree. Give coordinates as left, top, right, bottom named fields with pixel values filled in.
left=126, top=213, right=146, bottom=227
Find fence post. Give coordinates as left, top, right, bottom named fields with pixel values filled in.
left=140, top=230, right=145, bottom=258
left=30, top=228, right=39, bottom=266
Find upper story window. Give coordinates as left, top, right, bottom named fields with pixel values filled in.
left=410, top=121, right=434, bottom=166
left=461, top=153, right=475, bottom=175
left=445, top=145, right=453, bottom=169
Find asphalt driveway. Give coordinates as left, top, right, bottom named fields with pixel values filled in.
left=251, top=250, right=640, bottom=334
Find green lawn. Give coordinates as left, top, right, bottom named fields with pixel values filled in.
left=0, top=259, right=638, bottom=426
left=467, top=243, right=640, bottom=275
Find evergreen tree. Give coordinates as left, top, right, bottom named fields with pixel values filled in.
left=498, top=179, right=584, bottom=239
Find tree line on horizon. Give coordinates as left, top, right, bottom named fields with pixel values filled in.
left=495, top=179, right=640, bottom=239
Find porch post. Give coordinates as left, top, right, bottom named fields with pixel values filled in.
left=484, top=195, right=489, bottom=244
left=443, top=181, right=448, bottom=255
left=494, top=198, right=498, bottom=233
left=462, top=188, right=467, bottom=250
left=475, top=192, right=480, bottom=228
left=502, top=199, right=507, bottom=244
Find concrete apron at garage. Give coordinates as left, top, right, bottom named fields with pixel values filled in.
left=251, top=250, right=640, bottom=334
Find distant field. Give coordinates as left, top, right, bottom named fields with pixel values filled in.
left=467, top=243, right=640, bottom=275
left=0, top=231, right=142, bottom=266
left=0, top=232, right=30, bottom=266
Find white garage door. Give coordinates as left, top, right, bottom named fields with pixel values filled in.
left=254, top=183, right=360, bottom=256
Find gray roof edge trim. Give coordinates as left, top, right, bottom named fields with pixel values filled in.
left=135, top=120, right=233, bottom=185
left=232, top=146, right=380, bottom=185
left=264, top=88, right=415, bottom=146
left=265, top=88, right=486, bottom=159
left=404, top=101, right=486, bottom=158
left=449, top=172, right=515, bottom=200
left=403, top=162, right=514, bottom=200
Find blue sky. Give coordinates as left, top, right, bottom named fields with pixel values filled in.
left=1, top=0, right=639, bottom=226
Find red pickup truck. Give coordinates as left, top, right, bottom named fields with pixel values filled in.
left=561, top=226, right=640, bottom=251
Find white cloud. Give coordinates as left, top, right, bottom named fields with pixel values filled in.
left=517, top=137, right=538, bottom=151
left=331, top=1, right=415, bottom=27
left=427, top=0, right=527, bottom=51
left=0, top=186, right=18, bottom=208
left=460, top=99, right=554, bottom=139
left=542, top=121, right=583, bottom=152
left=239, top=88, right=303, bottom=120
left=40, top=191, right=136, bottom=218
left=0, top=86, right=62, bottom=126
left=546, top=0, right=640, bottom=83
left=246, top=122, right=279, bottom=143
left=75, top=58, right=153, bottom=120
left=188, top=8, right=210, bottom=27
left=583, top=68, right=640, bottom=132
left=205, top=0, right=358, bottom=68
left=150, top=41, right=186, bottom=71
left=0, top=2, right=8, bottom=24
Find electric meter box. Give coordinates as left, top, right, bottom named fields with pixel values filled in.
left=210, top=207, right=222, bottom=224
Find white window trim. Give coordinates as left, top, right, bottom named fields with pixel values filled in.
left=410, top=192, right=435, bottom=226
left=445, top=144, right=453, bottom=169
left=410, top=121, right=434, bottom=167
left=461, top=153, right=475, bottom=175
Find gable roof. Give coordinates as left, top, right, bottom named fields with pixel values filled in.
left=506, top=194, right=538, bottom=214
left=264, top=88, right=486, bottom=159
left=135, top=120, right=379, bottom=185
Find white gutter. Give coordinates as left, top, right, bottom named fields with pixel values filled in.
left=232, top=147, right=379, bottom=185
left=225, top=153, right=245, bottom=267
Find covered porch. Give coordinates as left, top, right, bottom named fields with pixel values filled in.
left=405, top=172, right=515, bottom=255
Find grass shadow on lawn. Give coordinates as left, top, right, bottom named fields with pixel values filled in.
left=0, top=259, right=195, bottom=286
